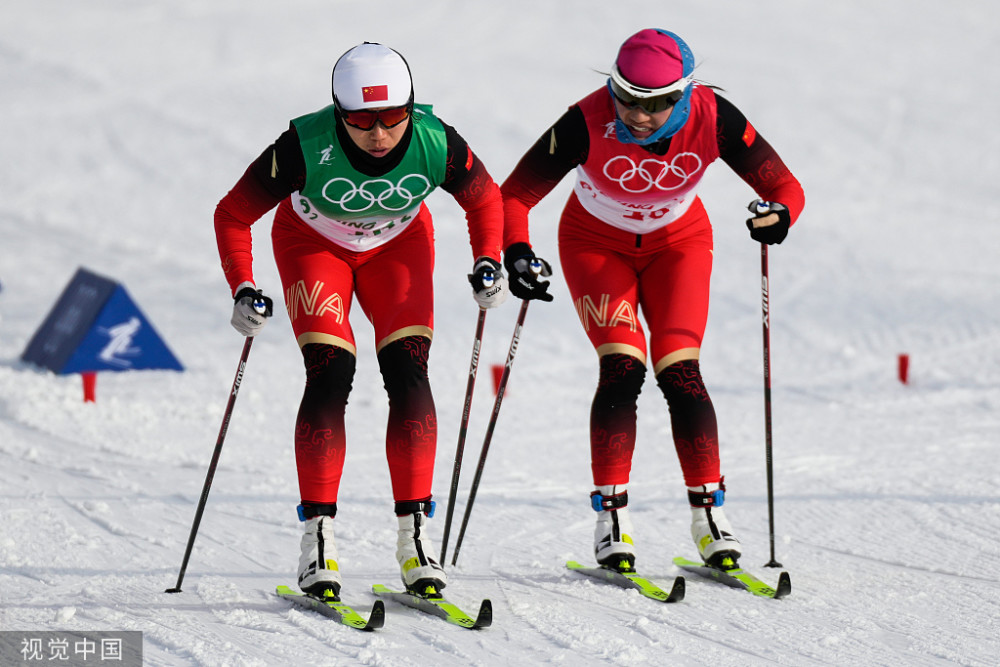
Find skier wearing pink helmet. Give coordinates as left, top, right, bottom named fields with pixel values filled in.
left=501, top=29, right=805, bottom=572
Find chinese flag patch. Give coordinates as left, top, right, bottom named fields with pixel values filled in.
left=362, top=85, right=389, bottom=102
left=742, top=121, right=757, bottom=147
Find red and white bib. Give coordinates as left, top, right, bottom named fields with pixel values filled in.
left=572, top=85, right=720, bottom=234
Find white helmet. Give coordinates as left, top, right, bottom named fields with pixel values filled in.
left=331, top=42, right=413, bottom=110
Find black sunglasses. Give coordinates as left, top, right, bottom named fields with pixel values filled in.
left=609, top=82, right=684, bottom=113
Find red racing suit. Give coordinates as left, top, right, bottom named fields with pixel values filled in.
left=501, top=85, right=804, bottom=487
left=214, top=106, right=503, bottom=506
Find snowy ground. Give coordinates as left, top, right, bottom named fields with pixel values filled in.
left=2, top=1, right=999, bottom=665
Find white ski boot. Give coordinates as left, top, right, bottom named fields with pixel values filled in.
left=592, top=485, right=636, bottom=572
left=689, top=480, right=741, bottom=568
left=396, top=501, right=447, bottom=594
left=297, top=510, right=342, bottom=596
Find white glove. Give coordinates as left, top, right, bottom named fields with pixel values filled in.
left=467, top=257, right=508, bottom=309
left=230, top=282, right=274, bottom=336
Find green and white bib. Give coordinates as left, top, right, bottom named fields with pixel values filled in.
left=290, top=103, right=448, bottom=251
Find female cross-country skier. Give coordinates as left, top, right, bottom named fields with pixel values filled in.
left=500, top=28, right=805, bottom=572
left=214, top=42, right=515, bottom=598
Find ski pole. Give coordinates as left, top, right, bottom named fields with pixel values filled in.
left=753, top=200, right=783, bottom=569
left=440, top=305, right=488, bottom=563
left=166, top=305, right=266, bottom=593
left=451, top=296, right=532, bottom=566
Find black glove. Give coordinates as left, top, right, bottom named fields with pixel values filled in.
left=503, top=243, right=554, bottom=302
left=467, top=256, right=508, bottom=309
left=745, top=200, right=791, bottom=245
left=231, top=285, right=274, bottom=337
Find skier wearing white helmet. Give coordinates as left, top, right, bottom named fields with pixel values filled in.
left=501, top=29, right=805, bottom=573
left=214, top=42, right=508, bottom=599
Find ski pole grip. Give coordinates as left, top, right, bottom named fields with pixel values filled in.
left=251, top=292, right=273, bottom=317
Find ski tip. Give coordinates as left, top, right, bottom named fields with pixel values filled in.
left=365, top=600, right=387, bottom=630
left=773, top=571, right=792, bottom=599
left=668, top=576, right=686, bottom=603
left=475, top=599, right=493, bottom=629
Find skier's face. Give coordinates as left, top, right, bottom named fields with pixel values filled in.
left=343, top=112, right=410, bottom=159
left=613, top=97, right=674, bottom=141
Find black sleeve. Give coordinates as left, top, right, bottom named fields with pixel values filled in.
left=246, top=124, right=307, bottom=198
left=498, top=104, right=589, bottom=204
left=438, top=120, right=477, bottom=194
left=517, top=105, right=589, bottom=183
left=715, top=92, right=776, bottom=171
left=713, top=91, right=805, bottom=217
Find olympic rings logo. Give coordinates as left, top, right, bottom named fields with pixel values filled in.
left=602, top=152, right=703, bottom=194
left=321, top=174, right=433, bottom=213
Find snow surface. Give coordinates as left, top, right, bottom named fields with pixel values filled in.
left=2, top=1, right=1000, bottom=665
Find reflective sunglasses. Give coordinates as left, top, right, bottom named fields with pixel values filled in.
left=340, top=104, right=411, bottom=131
left=609, top=66, right=692, bottom=113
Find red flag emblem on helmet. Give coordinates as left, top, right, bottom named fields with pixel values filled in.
left=362, top=85, right=389, bottom=102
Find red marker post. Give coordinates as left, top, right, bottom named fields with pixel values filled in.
left=898, top=354, right=909, bottom=384
left=82, top=372, right=97, bottom=402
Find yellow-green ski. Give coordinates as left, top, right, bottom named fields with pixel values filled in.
left=566, top=560, right=685, bottom=603
left=672, top=556, right=791, bottom=599
left=372, top=584, right=492, bottom=629
left=276, top=585, right=385, bottom=630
